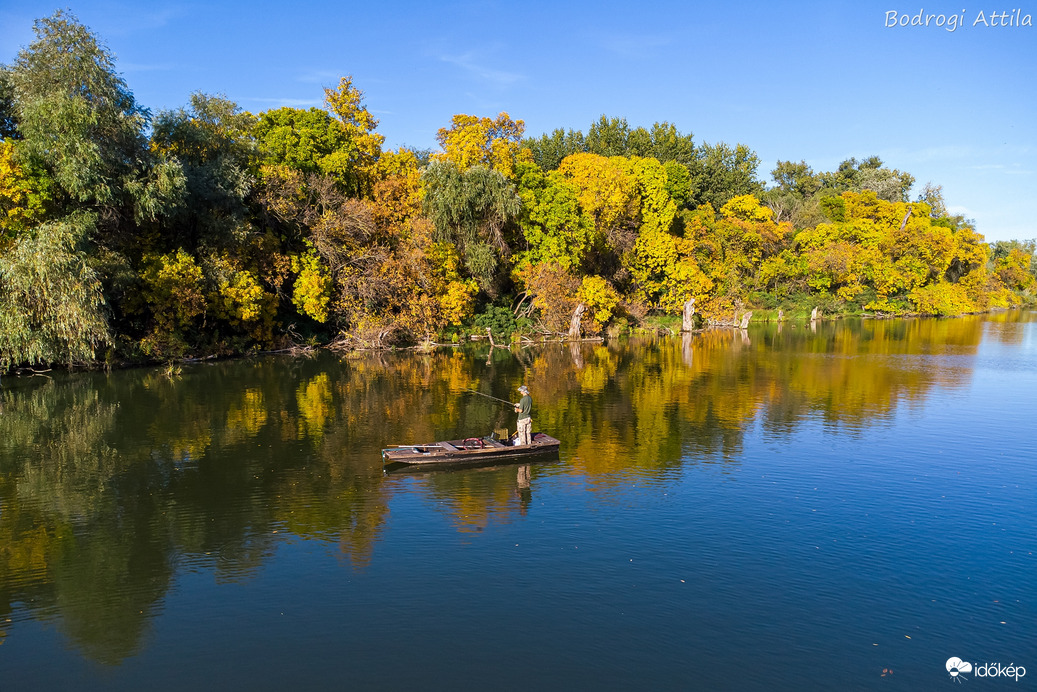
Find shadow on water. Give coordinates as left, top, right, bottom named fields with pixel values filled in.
left=0, top=310, right=1032, bottom=665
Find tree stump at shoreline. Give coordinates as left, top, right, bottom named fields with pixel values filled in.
left=682, top=299, right=696, bottom=332
left=568, top=303, right=585, bottom=340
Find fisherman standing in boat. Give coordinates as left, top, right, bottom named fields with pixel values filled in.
left=514, top=385, right=533, bottom=446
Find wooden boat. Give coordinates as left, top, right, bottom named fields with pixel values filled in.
left=382, top=432, right=560, bottom=472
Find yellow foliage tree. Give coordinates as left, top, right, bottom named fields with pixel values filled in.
left=679, top=194, right=792, bottom=321
left=793, top=191, right=1006, bottom=315
left=434, top=112, right=530, bottom=178
left=0, top=141, right=52, bottom=239
left=577, top=275, right=621, bottom=331
left=556, top=152, right=638, bottom=252
left=291, top=248, right=332, bottom=323
left=140, top=249, right=207, bottom=332
left=626, top=156, right=678, bottom=235
left=206, top=254, right=278, bottom=341
left=994, top=247, right=1036, bottom=292
left=368, top=148, right=423, bottom=240
left=439, top=278, right=479, bottom=326
left=322, top=76, right=384, bottom=175
left=627, top=225, right=713, bottom=312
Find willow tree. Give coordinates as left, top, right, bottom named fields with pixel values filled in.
left=0, top=11, right=193, bottom=368
left=6, top=10, right=182, bottom=231
left=421, top=161, right=521, bottom=293
left=1, top=11, right=181, bottom=368
left=0, top=214, right=111, bottom=368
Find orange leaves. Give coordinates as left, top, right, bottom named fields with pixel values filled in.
left=369, top=149, right=423, bottom=236
left=517, top=262, right=582, bottom=333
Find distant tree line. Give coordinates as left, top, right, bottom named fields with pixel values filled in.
left=1, top=11, right=1033, bottom=370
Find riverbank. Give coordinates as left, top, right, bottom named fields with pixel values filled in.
left=2, top=305, right=1030, bottom=381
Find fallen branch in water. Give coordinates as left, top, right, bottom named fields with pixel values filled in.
left=14, top=367, right=53, bottom=377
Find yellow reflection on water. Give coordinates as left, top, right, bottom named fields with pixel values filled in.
left=0, top=311, right=1031, bottom=665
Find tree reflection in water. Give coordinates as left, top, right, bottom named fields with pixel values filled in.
left=0, top=311, right=1031, bottom=664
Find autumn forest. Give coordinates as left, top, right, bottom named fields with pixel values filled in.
left=1, top=11, right=1035, bottom=371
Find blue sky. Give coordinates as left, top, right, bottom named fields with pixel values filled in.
left=2, top=1, right=1034, bottom=241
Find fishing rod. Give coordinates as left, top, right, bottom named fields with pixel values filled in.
left=464, top=389, right=516, bottom=408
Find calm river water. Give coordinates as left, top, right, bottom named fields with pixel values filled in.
left=1, top=313, right=1035, bottom=690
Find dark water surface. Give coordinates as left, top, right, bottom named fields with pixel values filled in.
left=1, top=313, right=1035, bottom=690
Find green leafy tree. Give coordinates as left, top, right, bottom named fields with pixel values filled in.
left=761, top=160, right=828, bottom=228
left=0, top=214, right=111, bottom=368
left=642, top=122, right=697, bottom=168
left=522, top=128, right=586, bottom=171
left=688, top=141, right=762, bottom=210
left=253, top=79, right=383, bottom=200
left=819, top=156, right=915, bottom=203
left=771, top=160, right=822, bottom=197
left=0, top=68, right=18, bottom=140
left=663, top=160, right=693, bottom=208
left=254, top=107, right=350, bottom=176
left=151, top=93, right=256, bottom=252
left=514, top=161, right=595, bottom=272
left=585, top=115, right=631, bottom=157
left=6, top=10, right=181, bottom=229
left=422, top=161, right=522, bottom=292
left=525, top=118, right=695, bottom=173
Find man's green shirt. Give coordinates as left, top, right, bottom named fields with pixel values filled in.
left=517, top=394, right=532, bottom=421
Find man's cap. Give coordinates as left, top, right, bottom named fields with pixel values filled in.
left=518, top=385, right=529, bottom=394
